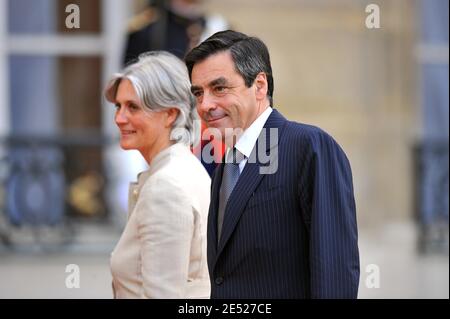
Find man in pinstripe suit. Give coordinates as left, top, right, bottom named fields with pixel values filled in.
left=185, top=30, right=360, bottom=298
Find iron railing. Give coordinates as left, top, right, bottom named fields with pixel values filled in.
left=0, top=133, right=114, bottom=251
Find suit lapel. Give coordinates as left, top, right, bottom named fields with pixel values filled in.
left=213, top=109, right=288, bottom=266
left=215, top=158, right=264, bottom=260
left=207, top=160, right=224, bottom=256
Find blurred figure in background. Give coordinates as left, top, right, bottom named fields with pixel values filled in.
left=124, top=0, right=228, bottom=63
left=105, top=51, right=211, bottom=298
left=124, top=0, right=228, bottom=176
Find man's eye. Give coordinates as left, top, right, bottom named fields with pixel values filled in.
left=214, top=86, right=226, bottom=93
left=193, top=91, right=203, bottom=98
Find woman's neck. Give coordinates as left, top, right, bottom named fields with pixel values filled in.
left=143, top=138, right=176, bottom=165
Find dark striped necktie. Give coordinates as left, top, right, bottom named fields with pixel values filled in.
left=217, top=148, right=245, bottom=243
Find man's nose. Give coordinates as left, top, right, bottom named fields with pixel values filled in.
left=197, top=91, right=216, bottom=114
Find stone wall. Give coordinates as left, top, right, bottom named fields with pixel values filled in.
left=203, top=0, right=419, bottom=227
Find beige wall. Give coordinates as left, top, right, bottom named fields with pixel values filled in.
left=203, top=0, right=420, bottom=227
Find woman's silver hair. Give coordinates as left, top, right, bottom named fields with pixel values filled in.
left=105, top=51, right=200, bottom=146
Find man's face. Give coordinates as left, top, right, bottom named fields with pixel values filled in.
left=191, top=51, right=266, bottom=144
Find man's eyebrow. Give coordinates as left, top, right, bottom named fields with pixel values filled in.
left=190, top=85, right=202, bottom=93
left=191, top=77, right=230, bottom=93
left=210, top=77, right=228, bottom=87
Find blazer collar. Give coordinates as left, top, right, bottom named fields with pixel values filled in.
left=148, top=143, right=190, bottom=175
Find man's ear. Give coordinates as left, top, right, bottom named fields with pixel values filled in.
left=254, top=72, right=268, bottom=101
left=165, top=108, right=180, bottom=128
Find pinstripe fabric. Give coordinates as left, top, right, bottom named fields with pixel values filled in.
left=207, top=109, right=360, bottom=299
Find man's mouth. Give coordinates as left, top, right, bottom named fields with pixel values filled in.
left=206, top=115, right=227, bottom=125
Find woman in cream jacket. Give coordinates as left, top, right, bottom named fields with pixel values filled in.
left=105, top=51, right=211, bottom=298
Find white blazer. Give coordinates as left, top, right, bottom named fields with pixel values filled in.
left=110, top=143, right=211, bottom=298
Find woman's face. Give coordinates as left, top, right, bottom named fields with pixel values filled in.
left=114, top=79, right=170, bottom=162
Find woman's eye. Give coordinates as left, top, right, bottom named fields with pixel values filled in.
left=129, top=104, right=140, bottom=111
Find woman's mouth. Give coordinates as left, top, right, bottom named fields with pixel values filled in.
left=120, top=130, right=136, bottom=135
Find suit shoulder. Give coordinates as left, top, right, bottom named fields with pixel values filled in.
left=284, top=121, right=330, bottom=142
left=171, top=150, right=211, bottom=182
left=144, top=151, right=210, bottom=193
left=141, top=169, right=184, bottom=196
left=284, top=121, right=344, bottom=154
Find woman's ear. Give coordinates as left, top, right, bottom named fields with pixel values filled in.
left=165, top=108, right=180, bottom=128
left=254, top=72, right=268, bottom=101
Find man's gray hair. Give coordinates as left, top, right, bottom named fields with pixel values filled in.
left=105, top=51, right=199, bottom=146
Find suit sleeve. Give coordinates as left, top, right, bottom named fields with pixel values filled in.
left=135, top=176, right=194, bottom=298
left=298, top=129, right=360, bottom=298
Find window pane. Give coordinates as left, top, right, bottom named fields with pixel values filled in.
left=8, top=0, right=57, bottom=34
left=9, top=55, right=59, bottom=134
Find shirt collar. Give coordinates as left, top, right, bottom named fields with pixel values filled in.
left=231, top=106, right=273, bottom=159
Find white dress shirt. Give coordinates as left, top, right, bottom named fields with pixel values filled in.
left=227, top=107, right=273, bottom=173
